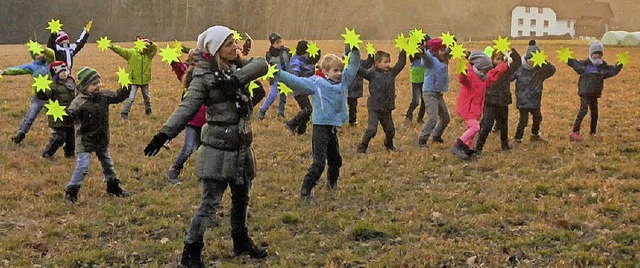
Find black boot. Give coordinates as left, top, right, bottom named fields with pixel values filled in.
left=106, top=181, right=130, bottom=197
left=501, top=140, right=512, bottom=151
left=179, top=242, right=205, bottom=268
left=450, top=139, right=470, bottom=160
left=356, top=143, right=367, bottom=154
left=11, top=132, right=25, bottom=144
left=65, top=185, right=80, bottom=202
left=300, top=178, right=315, bottom=201
left=232, top=228, right=267, bottom=259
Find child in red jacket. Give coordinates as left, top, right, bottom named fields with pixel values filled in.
left=451, top=51, right=508, bottom=160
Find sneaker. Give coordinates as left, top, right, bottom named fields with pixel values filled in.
left=167, top=167, right=182, bottom=184
left=432, top=136, right=445, bottom=143
left=145, top=108, right=152, bottom=115
left=65, top=185, right=80, bottom=203
left=514, top=138, right=522, bottom=143
left=10, top=132, right=25, bottom=144
left=569, top=132, right=582, bottom=142
left=256, top=110, right=266, bottom=120
left=120, top=113, right=129, bottom=121
left=501, top=142, right=513, bottom=151
left=284, top=123, right=295, bottom=134
left=356, top=144, right=367, bottom=154
left=277, top=113, right=285, bottom=119
left=530, top=134, right=547, bottom=142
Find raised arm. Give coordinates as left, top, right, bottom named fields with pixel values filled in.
left=391, top=50, right=407, bottom=76
left=103, top=85, right=133, bottom=104
left=2, top=63, right=35, bottom=76
left=538, top=62, right=556, bottom=80
left=602, top=62, right=623, bottom=79
left=341, top=48, right=362, bottom=92
left=47, top=32, right=57, bottom=50
left=73, top=29, right=90, bottom=54
left=567, top=59, right=586, bottom=75
left=109, top=45, right=133, bottom=60
left=274, top=69, right=316, bottom=95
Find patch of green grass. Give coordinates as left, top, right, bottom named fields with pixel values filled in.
left=352, top=222, right=387, bottom=241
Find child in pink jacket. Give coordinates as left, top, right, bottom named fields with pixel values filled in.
left=451, top=51, right=508, bottom=160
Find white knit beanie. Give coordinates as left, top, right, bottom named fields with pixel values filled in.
left=196, top=26, right=233, bottom=55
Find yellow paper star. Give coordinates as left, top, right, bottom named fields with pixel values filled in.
left=394, top=33, right=409, bottom=51
left=277, top=82, right=293, bottom=97
left=46, top=19, right=63, bottom=33
left=492, top=36, right=511, bottom=54
left=133, top=39, right=147, bottom=52
left=32, top=74, right=52, bottom=93
left=116, top=67, right=131, bottom=87
left=232, top=30, right=242, bottom=41
left=172, top=40, right=183, bottom=52
left=85, top=20, right=93, bottom=32
left=456, top=59, right=468, bottom=75
left=616, top=51, right=630, bottom=66
left=365, top=42, right=376, bottom=56
left=160, top=45, right=181, bottom=64
left=409, top=28, right=427, bottom=44
left=307, top=41, right=320, bottom=58
left=27, top=40, right=44, bottom=55
left=260, top=64, right=279, bottom=81
left=342, top=54, right=350, bottom=69
left=556, top=47, right=574, bottom=63
left=449, top=42, right=466, bottom=60
left=289, top=47, right=296, bottom=56
left=530, top=50, right=548, bottom=67
left=405, top=42, right=421, bottom=57
left=248, top=80, right=260, bottom=97
left=0, top=70, right=3, bottom=79
left=440, top=32, right=456, bottom=48
left=96, top=36, right=111, bottom=52
left=45, top=99, right=68, bottom=122
left=342, top=28, right=362, bottom=50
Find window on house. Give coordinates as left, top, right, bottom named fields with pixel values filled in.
left=530, top=31, right=537, bottom=36
left=543, top=32, right=549, bottom=36
left=538, top=7, right=543, bottom=14
left=518, top=31, right=523, bottom=37
left=525, top=7, right=531, bottom=13
left=518, top=18, right=524, bottom=26
left=544, top=20, right=549, bottom=28
left=531, top=19, right=536, bottom=27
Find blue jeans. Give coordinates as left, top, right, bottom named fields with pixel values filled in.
left=19, top=96, right=46, bottom=134
left=259, top=78, right=286, bottom=116
left=172, top=126, right=202, bottom=170
left=121, top=84, right=151, bottom=115
left=68, top=149, right=119, bottom=187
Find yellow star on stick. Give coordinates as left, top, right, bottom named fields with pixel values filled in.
left=84, top=20, right=93, bottom=32
left=96, top=36, right=111, bottom=52
left=47, top=19, right=63, bottom=33
left=133, top=39, right=147, bottom=52
left=248, top=80, right=260, bottom=97
left=449, top=42, right=466, bottom=60
left=172, top=40, right=183, bottom=52
left=27, top=40, right=44, bottom=55
left=530, top=50, right=548, bottom=67
left=394, top=33, right=409, bottom=51
left=405, top=42, right=421, bottom=57
left=365, top=42, right=376, bottom=56
left=409, top=28, right=426, bottom=44
left=289, top=47, right=296, bottom=57
left=342, top=54, right=350, bottom=69
left=456, top=59, right=468, bottom=75
left=261, top=64, right=279, bottom=81
left=307, top=41, right=320, bottom=58
left=277, top=82, right=293, bottom=97
left=32, top=74, right=52, bottom=93
left=232, top=30, right=242, bottom=41
left=160, top=45, right=180, bottom=63
left=492, top=36, right=511, bottom=54
left=556, top=47, right=574, bottom=63
left=440, top=32, right=456, bottom=48
left=45, top=99, right=68, bottom=122
left=342, top=28, right=363, bottom=50
left=616, top=51, right=630, bottom=66
left=116, top=67, right=131, bottom=87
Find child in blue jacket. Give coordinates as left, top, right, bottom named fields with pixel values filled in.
left=275, top=48, right=361, bottom=201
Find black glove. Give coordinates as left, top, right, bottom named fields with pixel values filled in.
left=144, top=132, right=170, bottom=156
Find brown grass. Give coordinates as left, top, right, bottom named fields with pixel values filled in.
left=1, top=40, right=639, bottom=267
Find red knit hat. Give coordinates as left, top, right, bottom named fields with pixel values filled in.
left=49, top=61, right=68, bottom=76
left=56, top=31, right=70, bottom=44
left=427, top=38, right=446, bottom=53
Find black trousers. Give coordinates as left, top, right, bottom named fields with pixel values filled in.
left=359, top=109, right=395, bottom=150
left=476, top=105, right=508, bottom=151
left=572, top=96, right=599, bottom=134
left=347, top=97, right=358, bottom=124
left=515, top=108, right=542, bottom=139
left=405, top=82, right=426, bottom=121
left=286, top=95, right=313, bottom=134
left=304, top=125, right=342, bottom=187
left=43, top=126, right=75, bottom=157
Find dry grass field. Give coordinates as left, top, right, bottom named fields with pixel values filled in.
left=1, top=39, right=639, bottom=267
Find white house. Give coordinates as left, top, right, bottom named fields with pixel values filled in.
left=510, top=0, right=614, bottom=39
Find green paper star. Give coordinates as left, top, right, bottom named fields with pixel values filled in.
left=32, top=74, right=52, bottom=93
left=172, top=40, right=183, bottom=52
left=47, top=19, right=63, bottom=33
left=556, top=47, right=574, bottom=63
left=160, top=45, right=181, bottom=64
left=456, top=59, right=468, bottom=75
left=530, top=50, right=548, bottom=67
left=409, top=28, right=427, bottom=44
left=27, top=40, right=44, bottom=55
left=342, top=54, right=350, bottom=69
left=248, top=80, right=260, bottom=97
left=45, top=99, right=68, bottom=122
left=365, top=42, right=376, bottom=56
left=277, top=82, right=293, bottom=97
left=96, top=36, right=111, bottom=52
left=307, top=41, right=320, bottom=58
left=492, top=36, right=511, bottom=54
left=116, top=67, right=131, bottom=87
left=449, top=42, right=466, bottom=60
left=133, top=39, right=147, bottom=52
left=394, top=33, right=409, bottom=51
left=616, top=51, right=630, bottom=66
left=261, top=64, right=279, bottom=81
left=440, top=32, right=456, bottom=48
left=342, top=28, right=362, bottom=50
left=232, top=30, right=242, bottom=41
